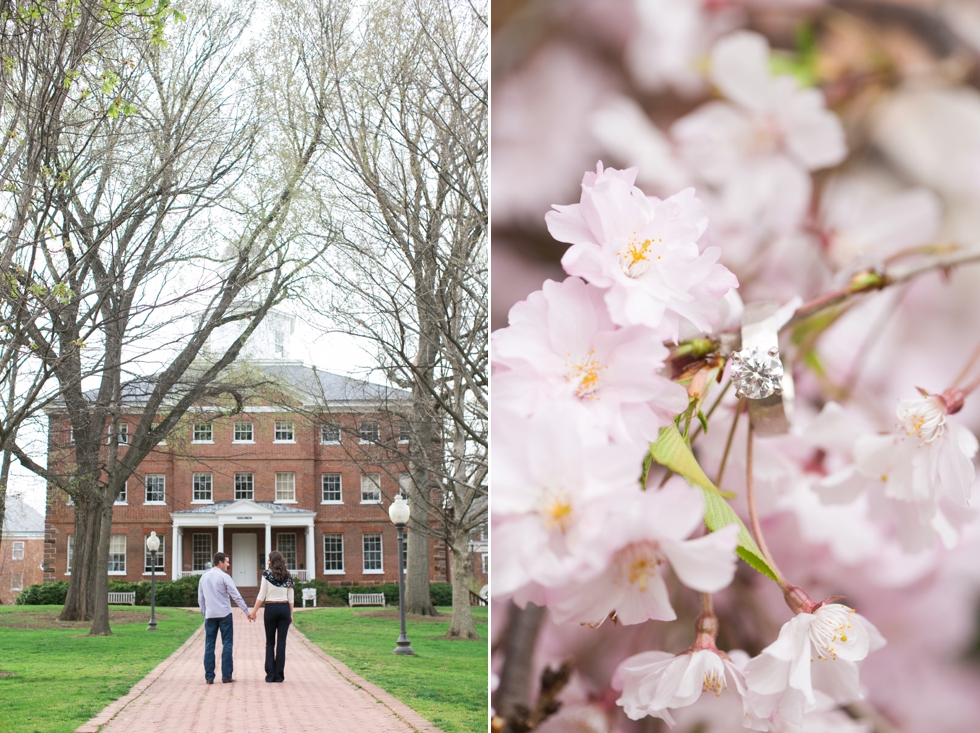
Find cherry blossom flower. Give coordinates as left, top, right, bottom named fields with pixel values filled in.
left=816, top=173, right=942, bottom=271
left=744, top=603, right=885, bottom=727
left=673, top=31, right=846, bottom=183
left=491, top=406, right=649, bottom=597
left=547, top=163, right=738, bottom=340
left=671, top=31, right=846, bottom=251
left=613, top=650, right=741, bottom=725
left=625, top=0, right=744, bottom=97
left=815, top=394, right=978, bottom=552
left=491, top=277, right=688, bottom=444
left=544, top=480, right=739, bottom=625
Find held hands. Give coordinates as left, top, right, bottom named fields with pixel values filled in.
left=248, top=612, right=256, bottom=622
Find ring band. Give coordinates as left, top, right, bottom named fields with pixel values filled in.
left=732, top=302, right=794, bottom=436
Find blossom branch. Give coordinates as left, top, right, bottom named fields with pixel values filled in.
left=714, top=396, right=745, bottom=489
left=783, top=248, right=980, bottom=331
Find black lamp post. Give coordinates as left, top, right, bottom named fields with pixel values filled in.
left=146, top=531, right=160, bottom=631
left=388, top=495, right=414, bottom=656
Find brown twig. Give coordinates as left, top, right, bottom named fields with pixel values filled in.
left=715, top=397, right=745, bottom=489
left=746, top=424, right=786, bottom=590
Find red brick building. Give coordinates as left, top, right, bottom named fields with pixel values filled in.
left=1, top=493, right=45, bottom=604
left=43, top=362, right=438, bottom=602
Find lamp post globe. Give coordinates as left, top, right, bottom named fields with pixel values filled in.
left=146, top=531, right=160, bottom=631
left=389, top=495, right=414, bottom=656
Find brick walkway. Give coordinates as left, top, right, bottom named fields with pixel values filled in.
left=76, top=609, right=444, bottom=733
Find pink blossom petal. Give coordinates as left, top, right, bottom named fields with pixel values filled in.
left=661, top=524, right=739, bottom=593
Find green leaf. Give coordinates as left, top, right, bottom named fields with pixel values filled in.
left=648, top=424, right=721, bottom=495
left=701, top=489, right=780, bottom=583
left=647, top=425, right=781, bottom=583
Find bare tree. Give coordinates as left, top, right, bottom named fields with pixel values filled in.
left=0, top=0, right=183, bottom=551
left=284, top=0, right=488, bottom=635
left=2, top=0, right=331, bottom=634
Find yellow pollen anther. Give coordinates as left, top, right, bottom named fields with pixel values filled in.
left=544, top=499, right=573, bottom=532
left=840, top=634, right=848, bottom=642
left=566, top=350, right=605, bottom=398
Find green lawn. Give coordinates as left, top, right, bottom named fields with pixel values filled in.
left=0, top=606, right=202, bottom=733
left=293, top=606, right=488, bottom=733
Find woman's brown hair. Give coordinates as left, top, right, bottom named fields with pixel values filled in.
left=267, top=550, right=291, bottom=581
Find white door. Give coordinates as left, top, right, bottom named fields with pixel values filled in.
left=232, top=533, right=257, bottom=587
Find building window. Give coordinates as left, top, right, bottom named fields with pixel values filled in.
left=192, top=422, right=213, bottom=442
left=233, top=422, right=253, bottom=442
left=11, top=573, right=23, bottom=592
left=192, top=534, right=213, bottom=571
left=235, top=472, right=254, bottom=500
left=482, top=553, right=488, bottom=574
left=323, top=534, right=344, bottom=573
left=398, top=473, right=411, bottom=498
left=193, top=473, right=213, bottom=502
left=69, top=427, right=74, bottom=445
left=274, top=328, right=287, bottom=358
left=320, top=423, right=341, bottom=444
left=321, top=473, right=342, bottom=503
left=277, top=533, right=297, bottom=569
left=145, top=474, right=165, bottom=503
left=274, top=421, right=294, bottom=442
left=114, top=481, right=127, bottom=505
left=363, top=533, right=382, bottom=572
left=108, top=535, right=126, bottom=573
left=398, top=422, right=410, bottom=443
left=12, top=541, right=25, bottom=560
left=359, top=420, right=379, bottom=443
left=67, top=535, right=73, bottom=574
left=275, top=472, right=295, bottom=502
left=117, top=423, right=129, bottom=445
left=144, top=534, right=166, bottom=573
left=360, top=473, right=381, bottom=503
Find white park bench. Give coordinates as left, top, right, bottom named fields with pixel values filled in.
left=108, top=592, right=136, bottom=605
left=301, top=588, right=317, bottom=607
left=348, top=592, right=386, bottom=607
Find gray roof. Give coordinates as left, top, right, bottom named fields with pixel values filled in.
left=173, top=501, right=315, bottom=515
left=72, top=360, right=409, bottom=409
left=256, top=361, right=409, bottom=404
left=2, top=494, right=45, bottom=536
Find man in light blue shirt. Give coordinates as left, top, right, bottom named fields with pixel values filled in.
left=198, top=551, right=251, bottom=684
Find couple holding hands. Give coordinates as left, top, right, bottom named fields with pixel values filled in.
left=198, top=550, right=295, bottom=684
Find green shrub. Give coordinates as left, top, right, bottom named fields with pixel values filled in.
left=17, top=575, right=202, bottom=608
left=289, top=580, right=454, bottom=608
left=15, top=581, right=69, bottom=605
left=430, top=582, right=452, bottom=606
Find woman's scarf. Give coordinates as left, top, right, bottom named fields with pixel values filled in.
left=262, top=569, right=294, bottom=588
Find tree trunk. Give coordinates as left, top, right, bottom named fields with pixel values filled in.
left=405, top=472, right=437, bottom=616
left=60, top=495, right=101, bottom=621
left=0, top=450, right=9, bottom=548
left=446, top=528, right=478, bottom=639
left=88, top=498, right=114, bottom=635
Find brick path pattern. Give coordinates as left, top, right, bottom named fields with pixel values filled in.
left=77, top=609, right=444, bottom=733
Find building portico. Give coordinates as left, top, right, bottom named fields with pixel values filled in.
left=172, top=500, right=316, bottom=582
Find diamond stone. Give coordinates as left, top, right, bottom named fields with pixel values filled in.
left=731, top=346, right=783, bottom=399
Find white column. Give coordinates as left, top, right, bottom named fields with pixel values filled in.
left=306, top=523, right=315, bottom=581
left=265, top=522, right=272, bottom=570
left=217, top=519, right=225, bottom=553
left=171, top=523, right=180, bottom=580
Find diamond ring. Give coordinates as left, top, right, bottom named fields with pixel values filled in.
left=730, top=302, right=794, bottom=436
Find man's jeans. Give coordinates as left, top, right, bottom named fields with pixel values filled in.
left=204, top=613, right=234, bottom=681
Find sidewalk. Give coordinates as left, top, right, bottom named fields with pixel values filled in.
left=77, top=609, right=444, bottom=733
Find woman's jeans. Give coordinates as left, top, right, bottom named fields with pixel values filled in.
left=263, top=604, right=291, bottom=682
